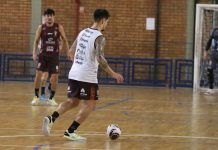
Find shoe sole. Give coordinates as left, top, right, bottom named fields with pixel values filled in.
left=31, top=102, right=39, bottom=106
left=63, top=135, right=86, bottom=141
left=42, top=117, right=50, bottom=136
left=48, top=101, right=58, bottom=106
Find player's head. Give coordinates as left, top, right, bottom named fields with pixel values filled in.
left=93, top=9, right=110, bottom=31
left=44, top=8, right=55, bottom=26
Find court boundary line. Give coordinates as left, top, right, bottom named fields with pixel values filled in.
left=0, top=132, right=218, bottom=140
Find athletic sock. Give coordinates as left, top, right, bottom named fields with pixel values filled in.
left=67, top=120, right=80, bottom=133
left=41, top=87, right=45, bottom=95
left=35, top=88, right=39, bottom=97
left=49, top=111, right=59, bottom=122
left=49, top=90, right=55, bottom=99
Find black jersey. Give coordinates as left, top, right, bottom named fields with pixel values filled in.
left=206, top=28, right=218, bottom=51
left=40, top=23, right=60, bottom=57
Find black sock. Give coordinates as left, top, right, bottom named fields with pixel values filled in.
left=35, top=88, right=39, bottom=97
left=50, top=111, right=59, bottom=122
left=49, top=90, right=55, bottom=99
left=67, top=121, right=80, bottom=133
left=48, top=83, right=51, bottom=92
left=41, top=87, right=45, bottom=95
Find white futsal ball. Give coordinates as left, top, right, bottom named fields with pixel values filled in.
left=106, top=124, right=121, bottom=140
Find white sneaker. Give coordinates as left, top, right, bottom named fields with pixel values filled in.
left=47, top=98, right=58, bottom=106
left=64, top=130, right=86, bottom=141
left=204, top=89, right=215, bottom=95
left=42, top=116, right=54, bottom=136
left=31, top=96, right=40, bottom=105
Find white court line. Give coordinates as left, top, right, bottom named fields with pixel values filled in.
left=0, top=144, right=104, bottom=150
left=0, top=128, right=105, bottom=133
left=0, top=132, right=218, bottom=141
left=0, top=107, right=217, bottom=116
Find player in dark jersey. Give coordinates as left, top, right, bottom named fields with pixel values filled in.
left=32, top=8, right=69, bottom=105
left=39, top=38, right=63, bottom=101
left=204, top=28, right=218, bottom=95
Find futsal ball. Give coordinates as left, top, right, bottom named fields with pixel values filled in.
left=106, top=124, right=121, bottom=140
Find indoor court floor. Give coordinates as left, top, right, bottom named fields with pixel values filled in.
left=0, top=81, right=218, bottom=150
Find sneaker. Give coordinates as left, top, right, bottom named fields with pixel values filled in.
left=31, top=96, right=40, bottom=105
left=42, top=116, right=53, bottom=136
left=47, top=98, right=58, bottom=106
left=64, top=130, right=86, bottom=141
left=204, top=89, right=215, bottom=95
left=39, top=94, right=47, bottom=101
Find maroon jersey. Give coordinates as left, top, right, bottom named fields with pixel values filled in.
left=40, top=23, right=60, bottom=57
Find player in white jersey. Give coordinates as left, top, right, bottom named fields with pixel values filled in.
left=42, top=9, right=124, bottom=140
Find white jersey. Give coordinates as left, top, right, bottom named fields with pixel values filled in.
left=68, top=28, right=102, bottom=83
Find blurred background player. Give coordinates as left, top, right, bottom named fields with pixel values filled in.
left=40, top=38, right=63, bottom=101
left=32, top=8, right=69, bottom=106
left=204, top=27, right=218, bottom=95
left=42, top=9, right=124, bottom=140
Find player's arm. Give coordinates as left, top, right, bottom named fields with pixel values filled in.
left=95, top=36, right=124, bottom=83
left=205, top=37, right=212, bottom=51
left=33, top=25, right=42, bottom=61
left=59, top=24, right=70, bottom=56
left=204, top=29, right=214, bottom=60
left=69, top=39, right=77, bottom=61
left=59, top=36, right=63, bottom=52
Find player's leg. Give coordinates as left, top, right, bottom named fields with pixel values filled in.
left=64, top=82, right=98, bottom=140
left=32, top=54, right=46, bottom=105
left=47, top=80, right=52, bottom=95
left=42, top=97, right=80, bottom=136
left=47, top=73, right=58, bottom=105
left=205, top=51, right=217, bottom=95
left=40, top=72, right=48, bottom=100
left=47, top=56, right=59, bottom=106
left=42, top=79, right=80, bottom=136
left=64, top=100, right=96, bottom=141
left=32, top=70, right=43, bottom=105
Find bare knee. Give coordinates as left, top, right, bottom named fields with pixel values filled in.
left=68, top=98, right=80, bottom=108
left=85, top=102, right=96, bottom=112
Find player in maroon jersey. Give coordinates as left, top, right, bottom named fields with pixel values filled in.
left=32, top=8, right=70, bottom=106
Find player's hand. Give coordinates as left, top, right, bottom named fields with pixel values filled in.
left=67, top=50, right=74, bottom=61
left=203, top=51, right=209, bottom=60
left=113, top=72, right=124, bottom=84
left=32, top=52, right=38, bottom=61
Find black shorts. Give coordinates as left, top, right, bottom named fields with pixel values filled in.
left=36, top=54, right=59, bottom=74
left=67, top=79, right=99, bottom=100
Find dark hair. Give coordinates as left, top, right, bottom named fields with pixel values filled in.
left=44, top=8, right=55, bottom=16
left=93, top=9, right=110, bottom=22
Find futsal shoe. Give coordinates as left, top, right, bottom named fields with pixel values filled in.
left=31, top=96, right=40, bottom=105
left=39, top=94, right=47, bottom=101
left=47, top=98, right=58, bottom=106
left=42, top=116, right=54, bottom=136
left=204, top=89, right=215, bottom=95
left=64, top=130, right=86, bottom=141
